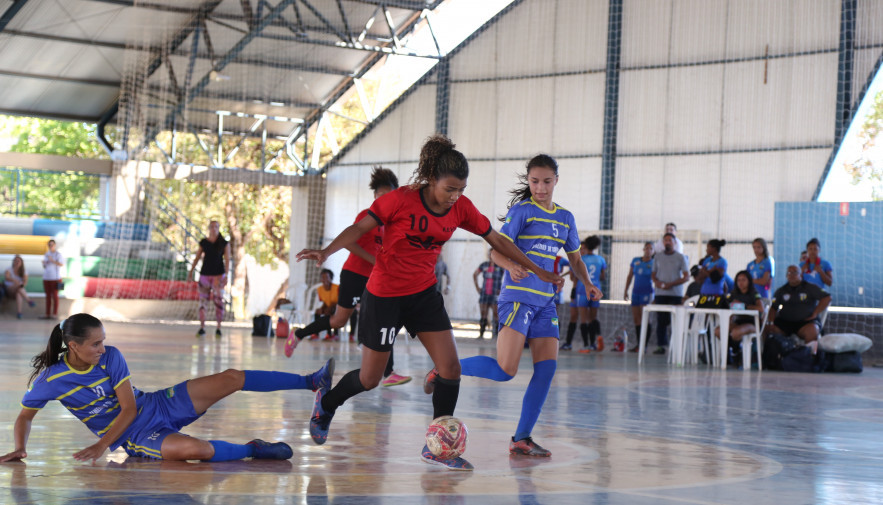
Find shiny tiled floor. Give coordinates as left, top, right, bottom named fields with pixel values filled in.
left=1, top=319, right=882, bottom=504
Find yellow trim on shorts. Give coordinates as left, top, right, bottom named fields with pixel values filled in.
left=504, top=302, right=520, bottom=326
left=504, top=285, right=554, bottom=296
left=126, top=442, right=162, bottom=458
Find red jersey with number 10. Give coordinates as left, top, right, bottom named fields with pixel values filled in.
left=342, top=208, right=382, bottom=277
left=366, top=186, right=491, bottom=297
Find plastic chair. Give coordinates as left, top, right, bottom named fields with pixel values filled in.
left=739, top=298, right=771, bottom=371
left=681, top=296, right=719, bottom=366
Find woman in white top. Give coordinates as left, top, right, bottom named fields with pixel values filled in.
left=5, top=255, right=35, bottom=318
left=41, top=239, right=64, bottom=319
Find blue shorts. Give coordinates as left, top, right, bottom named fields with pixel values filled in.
left=572, top=293, right=600, bottom=308
left=630, top=288, right=654, bottom=307
left=498, top=301, right=559, bottom=339
left=120, top=381, right=203, bottom=459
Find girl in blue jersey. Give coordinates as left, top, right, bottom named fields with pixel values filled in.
left=624, top=242, right=654, bottom=343
left=802, top=237, right=833, bottom=289
left=575, top=235, right=607, bottom=351
left=0, top=313, right=333, bottom=463
left=747, top=237, right=775, bottom=298
left=457, top=154, right=602, bottom=457
left=697, top=239, right=728, bottom=296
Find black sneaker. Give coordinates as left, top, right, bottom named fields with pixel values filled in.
left=247, top=439, right=293, bottom=460
left=652, top=347, right=666, bottom=355
left=196, top=327, right=206, bottom=338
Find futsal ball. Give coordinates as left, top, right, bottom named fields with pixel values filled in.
left=425, top=416, right=468, bottom=459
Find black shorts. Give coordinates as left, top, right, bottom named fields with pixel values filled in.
left=338, top=269, right=369, bottom=309
left=358, top=285, right=453, bottom=352
left=772, top=318, right=820, bottom=336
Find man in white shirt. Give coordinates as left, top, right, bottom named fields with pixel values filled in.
left=653, top=223, right=684, bottom=255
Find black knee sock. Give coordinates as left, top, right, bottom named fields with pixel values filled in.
left=590, top=320, right=602, bottom=346
left=579, top=323, right=590, bottom=347
left=566, top=322, right=577, bottom=345
left=295, top=316, right=332, bottom=339
left=432, top=375, right=461, bottom=419
left=321, top=369, right=366, bottom=414
left=384, top=349, right=395, bottom=378
left=479, top=318, right=487, bottom=338
left=635, top=325, right=642, bottom=343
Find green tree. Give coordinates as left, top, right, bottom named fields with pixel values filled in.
left=0, top=116, right=106, bottom=218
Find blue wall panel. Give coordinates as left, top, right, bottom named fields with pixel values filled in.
left=774, top=201, right=882, bottom=308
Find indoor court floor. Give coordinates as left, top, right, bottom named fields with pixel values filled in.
left=0, top=319, right=881, bottom=505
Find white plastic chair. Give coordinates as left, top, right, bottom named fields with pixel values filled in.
left=739, top=298, right=772, bottom=371
left=681, top=296, right=719, bottom=366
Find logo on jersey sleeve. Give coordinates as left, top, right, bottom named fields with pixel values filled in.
left=405, top=234, right=446, bottom=250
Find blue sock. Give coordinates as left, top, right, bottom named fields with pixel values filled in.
left=460, top=356, right=514, bottom=381
left=207, top=440, right=255, bottom=461
left=242, top=370, right=309, bottom=392
left=514, top=359, right=557, bottom=441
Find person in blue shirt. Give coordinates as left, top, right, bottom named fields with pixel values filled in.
left=624, top=242, right=654, bottom=344
left=802, top=237, right=832, bottom=290
left=456, top=154, right=600, bottom=457
left=747, top=237, right=775, bottom=298
left=0, top=313, right=333, bottom=463
left=697, top=239, right=728, bottom=296
left=568, top=235, right=607, bottom=351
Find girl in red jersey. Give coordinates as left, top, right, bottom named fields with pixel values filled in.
left=286, top=167, right=399, bottom=352
left=296, top=135, right=563, bottom=470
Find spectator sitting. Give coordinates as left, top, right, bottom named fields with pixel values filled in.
left=682, top=265, right=702, bottom=303
left=312, top=269, right=339, bottom=341
left=763, top=265, right=831, bottom=344
left=653, top=222, right=684, bottom=255
left=5, top=255, right=36, bottom=319
left=718, top=270, right=763, bottom=361
left=801, top=237, right=832, bottom=290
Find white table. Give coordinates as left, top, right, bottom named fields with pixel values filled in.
left=637, top=304, right=686, bottom=365
left=683, top=307, right=761, bottom=370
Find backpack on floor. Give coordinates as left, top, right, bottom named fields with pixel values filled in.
left=762, top=334, right=799, bottom=370
left=252, top=314, right=274, bottom=337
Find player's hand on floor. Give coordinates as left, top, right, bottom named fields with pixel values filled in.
left=73, top=442, right=107, bottom=462
left=0, top=450, right=27, bottom=462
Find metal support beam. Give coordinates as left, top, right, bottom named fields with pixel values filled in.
left=434, top=58, right=450, bottom=136
left=813, top=0, right=857, bottom=201
left=599, top=0, right=622, bottom=297
left=143, top=0, right=297, bottom=153
left=0, top=0, right=29, bottom=32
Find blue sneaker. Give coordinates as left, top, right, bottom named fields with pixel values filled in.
left=311, top=358, right=335, bottom=392
left=420, top=444, right=473, bottom=471
left=247, top=439, right=293, bottom=460
left=309, top=389, right=334, bottom=445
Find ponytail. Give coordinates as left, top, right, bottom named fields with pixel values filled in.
left=28, top=314, right=103, bottom=386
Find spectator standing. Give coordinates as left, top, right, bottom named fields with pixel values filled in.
left=764, top=265, right=831, bottom=344
left=747, top=238, right=774, bottom=298
left=188, top=220, right=231, bottom=338
left=653, top=223, right=684, bottom=255
left=649, top=234, right=689, bottom=354
left=5, top=255, right=35, bottom=319
left=801, top=238, right=832, bottom=290
left=473, top=250, right=505, bottom=339
left=697, top=239, right=728, bottom=296
left=40, top=239, right=64, bottom=320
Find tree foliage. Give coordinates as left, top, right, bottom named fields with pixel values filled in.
left=844, top=89, right=883, bottom=199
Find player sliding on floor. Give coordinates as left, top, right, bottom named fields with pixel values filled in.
left=440, top=154, right=602, bottom=457
left=0, top=313, right=333, bottom=463
left=296, top=135, right=563, bottom=470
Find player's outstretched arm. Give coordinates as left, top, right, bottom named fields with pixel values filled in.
left=0, top=408, right=38, bottom=462
left=296, top=216, right=378, bottom=267
left=484, top=230, right=563, bottom=289
left=73, top=380, right=138, bottom=462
